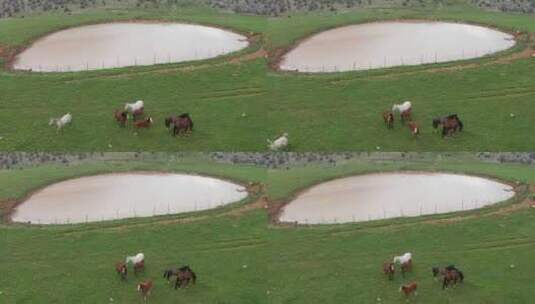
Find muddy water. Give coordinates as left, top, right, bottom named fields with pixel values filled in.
left=279, top=21, right=515, bottom=72
left=13, top=23, right=249, bottom=72
left=279, top=172, right=514, bottom=224
left=12, top=173, right=247, bottom=224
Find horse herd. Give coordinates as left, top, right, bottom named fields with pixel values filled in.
left=113, top=100, right=194, bottom=136
left=48, top=100, right=195, bottom=136
left=383, top=101, right=464, bottom=138
left=115, top=252, right=196, bottom=302
left=383, top=252, right=465, bottom=298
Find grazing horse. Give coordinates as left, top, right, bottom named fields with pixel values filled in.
left=432, top=114, right=464, bottom=138
left=432, top=265, right=464, bottom=289
left=383, top=262, right=395, bottom=280
left=382, top=111, right=394, bottom=129
left=165, top=113, right=194, bottom=136
left=49, top=113, right=72, bottom=132
left=113, top=110, right=128, bottom=127
left=408, top=121, right=420, bottom=137
left=267, top=133, right=289, bottom=151
left=134, top=117, right=153, bottom=129
left=400, top=282, right=418, bottom=297
left=137, top=280, right=153, bottom=303
left=174, top=266, right=197, bottom=289
left=392, top=101, right=412, bottom=124
left=115, top=262, right=127, bottom=280
left=124, top=100, right=144, bottom=121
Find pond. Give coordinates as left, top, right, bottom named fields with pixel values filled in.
left=13, top=22, right=249, bottom=72
left=279, top=21, right=515, bottom=72
left=279, top=172, right=515, bottom=224
left=12, top=172, right=248, bottom=224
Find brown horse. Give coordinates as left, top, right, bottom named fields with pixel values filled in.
left=432, top=114, right=463, bottom=138
left=432, top=266, right=464, bottom=289
left=174, top=266, right=197, bottom=289
left=408, top=121, right=420, bottom=137
left=137, top=280, right=153, bottom=303
left=382, top=111, right=394, bottom=129
left=165, top=113, right=194, bottom=136
left=383, top=262, right=395, bottom=280
left=131, top=107, right=144, bottom=121
left=134, top=117, right=153, bottom=129
left=401, top=259, right=412, bottom=276
left=113, top=110, right=128, bottom=127
left=400, top=108, right=412, bottom=124
left=134, top=260, right=145, bottom=274
left=400, top=282, right=418, bottom=297
left=115, top=262, right=127, bottom=280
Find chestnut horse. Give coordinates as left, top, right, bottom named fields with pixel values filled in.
left=408, top=121, right=420, bottom=137
left=137, top=280, right=153, bottom=302
left=382, top=111, right=394, bottom=129
left=113, top=110, right=128, bottom=127
left=115, top=262, right=127, bottom=280
left=134, top=117, right=153, bottom=129
left=383, top=262, right=395, bottom=280
left=400, top=282, right=418, bottom=297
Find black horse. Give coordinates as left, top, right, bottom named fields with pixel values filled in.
left=432, top=114, right=464, bottom=137
left=164, top=113, right=194, bottom=136
left=163, top=266, right=197, bottom=289
left=432, top=265, right=464, bottom=289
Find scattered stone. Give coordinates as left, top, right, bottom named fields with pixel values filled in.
left=242, top=264, right=248, bottom=269
left=510, top=264, right=515, bottom=269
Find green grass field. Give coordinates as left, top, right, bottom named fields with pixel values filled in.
left=0, top=6, right=534, bottom=151
left=1, top=157, right=534, bottom=303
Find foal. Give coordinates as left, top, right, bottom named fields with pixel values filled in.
left=383, top=262, right=395, bottom=280
left=113, top=110, right=128, bottom=127
left=137, top=280, right=153, bottom=303
left=115, top=262, right=127, bottom=280
left=408, top=121, right=420, bottom=137
left=400, top=282, right=418, bottom=297
left=134, top=117, right=153, bottom=129
left=382, top=111, right=394, bottom=129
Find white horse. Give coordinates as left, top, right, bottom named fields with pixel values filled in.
left=126, top=253, right=145, bottom=265
left=392, top=101, right=412, bottom=114
left=124, top=100, right=144, bottom=113
left=267, top=133, right=288, bottom=151
left=48, top=113, right=72, bottom=132
left=393, top=252, right=412, bottom=264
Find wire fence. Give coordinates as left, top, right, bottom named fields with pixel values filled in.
left=16, top=48, right=233, bottom=72
left=284, top=48, right=501, bottom=73
left=18, top=199, right=229, bottom=225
